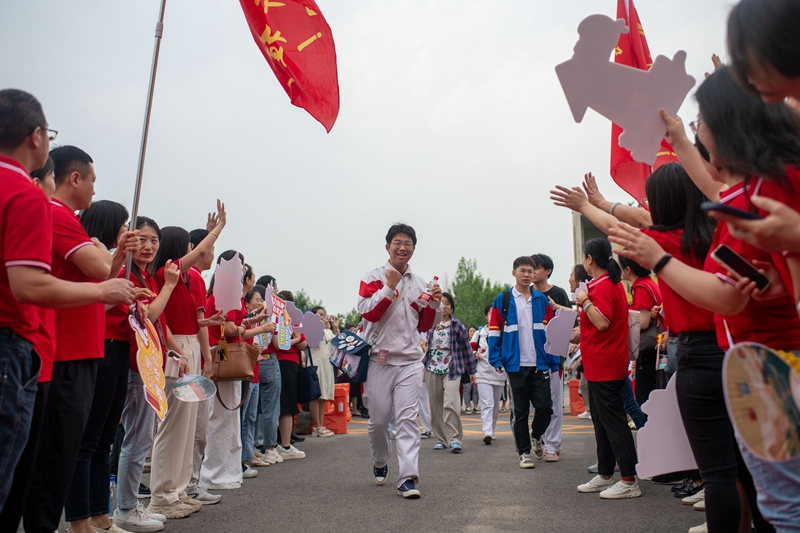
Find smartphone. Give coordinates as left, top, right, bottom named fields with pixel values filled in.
left=701, top=201, right=763, bottom=220
left=711, top=244, right=770, bottom=291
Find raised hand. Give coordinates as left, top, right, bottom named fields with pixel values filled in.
left=385, top=267, right=402, bottom=290
left=206, top=211, right=219, bottom=232
left=550, top=185, right=589, bottom=213
left=163, top=259, right=180, bottom=287
left=660, top=110, right=690, bottom=147
left=582, top=173, right=606, bottom=208
left=608, top=222, right=666, bottom=269
left=214, top=199, right=227, bottom=230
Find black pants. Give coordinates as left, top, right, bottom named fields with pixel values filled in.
left=23, top=358, right=98, bottom=533
left=0, top=380, right=49, bottom=531
left=508, top=367, right=552, bottom=454
left=587, top=379, right=638, bottom=478
left=634, top=348, right=657, bottom=405
left=675, top=331, right=773, bottom=533
left=65, top=340, right=130, bottom=521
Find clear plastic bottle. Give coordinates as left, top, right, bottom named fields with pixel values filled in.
left=418, top=276, right=439, bottom=306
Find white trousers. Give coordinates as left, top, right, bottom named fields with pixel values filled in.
left=543, top=370, right=564, bottom=454
left=200, top=380, right=243, bottom=489
left=363, top=361, right=423, bottom=489
left=149, top=335, right=200, bottom=506
left=418, top=380, right=431, bottom=433
left=477, top=382, right=504, bottom=437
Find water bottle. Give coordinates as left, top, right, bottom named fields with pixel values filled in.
left=109, top=475, right=117, bottom=516
left=418, top=276, right=439, bottom=307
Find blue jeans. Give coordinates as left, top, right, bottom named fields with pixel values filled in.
left=256, top=358, right=281, bottom=449
left=620, top=377, right=645, bottom=429
left=240, top=382, right=259, bottom=461
left=116, top=372, right=155, bottom=511
left=0, top=330, right=39, bottom=514
left=739, top=443, right=800, bottom=533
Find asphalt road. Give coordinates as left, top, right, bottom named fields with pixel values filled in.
left=126, top=409, right=704, bottom=533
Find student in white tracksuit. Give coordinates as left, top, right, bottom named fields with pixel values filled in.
left=471, top=306, right=507, bottom=444
left=358, top=224, right=441, bottom=499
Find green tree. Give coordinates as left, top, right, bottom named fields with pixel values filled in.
left=337, top=308, right=362, bottom=328
left=293, top=288, right=323, bottom=312
left=450, top=258, right=509, bottom=329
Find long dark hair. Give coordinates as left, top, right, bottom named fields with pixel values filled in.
left=727, top=0, right=800, bottom=94
left=130, top=216, right=161, bottom=285
left=207, top=250, right=245, bottom=297
left=79, top=200, right=128, bottom=249
left=584, top=238, right=621, bottom=283
left=696, top=66, right=800, bottom=189
left=645, top=162, right=716, bottom=265
left=31, top=156, right=54, bottom=180
left=150, top=226, right=192, bottom=293
left=618, top=256, right=650, bottom=278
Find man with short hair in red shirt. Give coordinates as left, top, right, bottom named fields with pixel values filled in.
left=0, top=89, right=135, bottom=526
left=22, top=144, right=138, bottom=533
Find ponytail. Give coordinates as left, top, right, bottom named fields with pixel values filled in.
left=584, top=238, right=621, bottom=283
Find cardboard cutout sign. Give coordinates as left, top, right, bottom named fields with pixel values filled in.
left=723, top=343, right=800, bottom=461
left=555, top=14, right=695, bottom=165
left=545, top=309, right=578, bottom=357
left=296, top=311, right=325, bottom=348
left=635, top=373, right=697, bottom=479
left=129, top=305, right=168, bottom=421
left=212, top=254, right=244, bottom=316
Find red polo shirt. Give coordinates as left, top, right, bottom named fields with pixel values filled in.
left=206, top=295, right=251, bottom=345
left=641, top=228, right=716, bottom=334
left=157, top=259, right=199, bottom=336
left=51, top=199, right=105, bottom=362
left=704, top=182, right=800, bottom=351
left=0, top=156, right=52, bottom=349
left=630, top=276, right=662, bottom=311
left=579, top=273, right=629, bottom=382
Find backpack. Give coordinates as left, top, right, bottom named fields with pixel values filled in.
left=497, top=289, right=512, bottom=350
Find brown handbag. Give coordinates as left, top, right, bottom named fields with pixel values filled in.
left=212, top=333, right=261, bottom=410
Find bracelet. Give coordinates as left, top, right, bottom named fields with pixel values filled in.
left=239, top=325, right=246, bottom=336
left=582, top=299, right=594, bottom=311
left=209, top=231, right=219, bottom=238
left=609, top=202, right=621, bottom=216
left=653, top=253, right=673, bottom=274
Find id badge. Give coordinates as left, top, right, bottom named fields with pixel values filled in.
left=378, top=349, right=389, bottom=364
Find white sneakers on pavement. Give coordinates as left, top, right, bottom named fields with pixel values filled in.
left=599, top=480, right=642, bottom=499
left=314, top=426, right=334, bottom=437
left=278, top=445, right=306, bottom=459
left=577, top=411, right=591, bottom=419
left=577, top=475, right=616, bottom=493
left=187, top=487, right=222, bottom=505
left=531, top=437, right=544, bottom=460
left=114, top=503, right=165, bottom=532
left=519, top=453, right=535, bottom=469
left=682, top=488, right=704, bottom=505
left=688, top=523, right=707, bottom=533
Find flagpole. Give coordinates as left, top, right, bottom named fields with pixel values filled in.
left=125, top=0, right=168, bottom=280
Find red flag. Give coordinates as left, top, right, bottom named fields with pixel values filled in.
left=611, top=0, right=678, bottom=207
left=239, top=0, right=340, bottom=132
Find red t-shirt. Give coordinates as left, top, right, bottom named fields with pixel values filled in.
left=630, top=276, right=662, bottom=311
left=105, top=267, right=132, bottom=342
left=579, top=273, right=629, bottom=382
left=641, top=228, right=716, bottom=333
left=0, top=156, right=52, bottom=347
left=51, top=199, right=105, bottom=362
left=188, top=267, right=207, bottom=313
left=157, top=259, right=199, bottom=336
left=704, top=182, right=800, bottom=351
left=269, top=333, right=306, bottom=366
left=746, top=169, right=800, bottom=300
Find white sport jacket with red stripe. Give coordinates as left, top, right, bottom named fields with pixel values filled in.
left=357, top=261, right=440, bottom=365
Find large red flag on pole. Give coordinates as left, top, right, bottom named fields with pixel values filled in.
left=239, top=0, right=340, bottom=132
left=611, top=0, right=678, bottom=207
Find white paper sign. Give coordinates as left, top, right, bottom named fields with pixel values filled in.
left=212, top=253, right=244, bottom=315
left=555, top=14, right=696, bottom=165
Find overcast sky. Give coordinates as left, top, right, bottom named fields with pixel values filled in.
left=2, top=0, right=733, bottom=314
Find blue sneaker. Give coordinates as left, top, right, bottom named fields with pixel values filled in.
left=397, top=478, right=421, bottom=499
left=450, top=441, right=462, bottom=453
left=433, top=442, right=445, bottom=450
left=373, top=464, right=388, bottom=485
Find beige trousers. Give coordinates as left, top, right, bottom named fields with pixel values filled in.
left=149, top=334, right=200, bottom=506
left=187, top=395, right=209, bottom=493
left=424, top=370, right=462, bottom=446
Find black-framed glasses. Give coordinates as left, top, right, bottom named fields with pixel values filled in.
left=46, top=129, right=58, bottom=141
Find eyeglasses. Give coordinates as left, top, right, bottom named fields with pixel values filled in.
left=46, top=129, right=58, bottom=141
left=390, top=240, right=414, bottom=248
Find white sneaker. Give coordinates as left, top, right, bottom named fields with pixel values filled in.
left=694, top=500, right=706, bottom=511
left=519, top=453, right=535, bottom=469
left=577, top=411, right=591, bottom=419
left=599, top=480, right=642, bottom=499
left=682, top=488, right=704, bottom=505
left=186, top=487, right=222, bottom=505
left=254, top=448, right=265, bottom=460
left=114, top=506, right=165, bottom=532
left=688, top=523, right=707, bottom=533
left=531, top=437, right=544, bottom=460
left=136, top=502, right=166, bottom=523
left=314, top=427, right=334, bottom=437
left=577, top=475, right=616, bottom=493
left=244, top=456, right=272, bottom=467
left=243, top=465, right=258, bottom=478
left=278, top=445, right=306, bottom=460
left=92, top=525, right=129, bottom=533
left=264, top=449, right=282, bottom=463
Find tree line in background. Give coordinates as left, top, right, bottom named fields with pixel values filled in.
left=292, top=258, right=508, bottom=331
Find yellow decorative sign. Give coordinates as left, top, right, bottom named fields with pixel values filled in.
left=129, top=310, right=168, bottom=421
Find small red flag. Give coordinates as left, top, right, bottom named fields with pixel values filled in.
left=239, top=0, right=340, bottom=132
left=611, top=0, right=678, bottom=207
